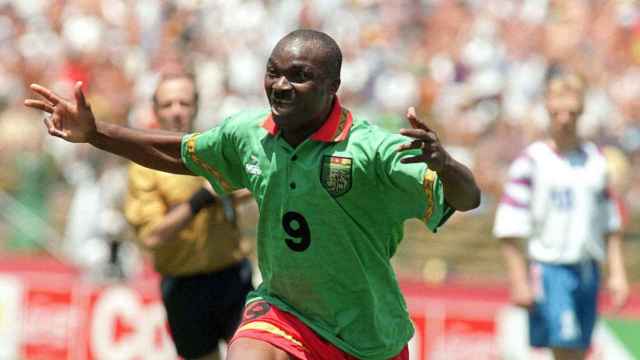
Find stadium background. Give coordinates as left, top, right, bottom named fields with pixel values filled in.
left=0, top=0, right=639, bottom=359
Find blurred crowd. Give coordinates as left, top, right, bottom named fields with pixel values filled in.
left=0, top=0, right=639, bottom=277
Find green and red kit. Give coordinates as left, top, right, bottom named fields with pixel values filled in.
left=181, top=98, right=453, bottom=359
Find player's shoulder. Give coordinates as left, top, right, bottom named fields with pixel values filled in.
left=580, top=142, right=610, bottom=173
left=581, top=141, right=606, bottom=160
left=512, top=140, right=555, bottom=166
left=127, top=162, right=159, bottom=190
left=525, top=141, right=552, bottom=159
left=192, top=109, right=270, bottom=145
left=506, top=141, right=548, bottom=175
left=348, top=118, right=405, bottom=148
left=217, top=108, right=271, bottom=132
left=128, top=162, right=155, bottom=176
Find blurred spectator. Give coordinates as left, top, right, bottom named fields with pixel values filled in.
left=62, top=146, right=136, bottom=280
left=0, top=107, right=61, bottom=253
left=3, top=0, right=640, bottom=277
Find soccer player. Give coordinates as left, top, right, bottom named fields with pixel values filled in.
left=494, top=70, right=629, bottom=360
left=25, top=29, right=480, bottom=360
left=123, top=71, right=253, bottom=360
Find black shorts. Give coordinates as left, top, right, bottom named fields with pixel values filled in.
left=160, top=259, right=253, bottom=358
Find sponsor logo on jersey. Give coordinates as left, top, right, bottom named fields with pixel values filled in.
left=245, top=155, right=262, bottom=176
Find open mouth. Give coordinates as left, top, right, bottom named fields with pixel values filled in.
left=271, top=92, right=296, bottom=113
left=271, top=90, right=294, bottom=103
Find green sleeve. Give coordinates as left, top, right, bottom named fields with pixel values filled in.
left=375, top=133, right=454, bottom=232
left=180, top=121, right=245, bottom=195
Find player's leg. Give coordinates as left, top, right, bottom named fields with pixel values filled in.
left=529, top=262, right=582, bottom=354
left=226, top=337, right=292, bottom=360
left=528, top=262, right=550, bottom=348
left=545, top=262, right=598, bottom=360
left=227, top=299, right=309, bottom=359
left=551, top=348, right=587, bottom=360
left=550, top=261, right=600, bottom=360
left=211, top=259, right=254, bottom=360
left=191, top=350, right=221, bottom=360
left=160, top=273, right=223, bottom=360
left=220, top=259, right=255, bottom=343
left=201, top=259, right=254, bottom=360
left=228, top=298, right=410, bottom=360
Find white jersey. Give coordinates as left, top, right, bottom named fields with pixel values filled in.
left=493, top=141, right=621, bottom=263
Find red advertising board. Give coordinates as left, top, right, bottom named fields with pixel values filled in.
left=1, top=256, right=639, bottom=360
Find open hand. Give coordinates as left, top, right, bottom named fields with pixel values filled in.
left=397, top=107, right=449, bottom=172
left=608, top=274, right=630, bottom=313
left=23, top=81, right=97, bottom=143
left=510, top=282, right=534, bottom=310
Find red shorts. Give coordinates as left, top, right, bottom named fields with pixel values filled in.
left=229, top=299, right=409, bottom=360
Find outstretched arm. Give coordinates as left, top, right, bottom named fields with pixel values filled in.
left=397, top=107, right=481, bottom=211
left=24, top=82, right=191, bottom=174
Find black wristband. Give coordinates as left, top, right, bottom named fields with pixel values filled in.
left=188, top=187, right=216, bottom=214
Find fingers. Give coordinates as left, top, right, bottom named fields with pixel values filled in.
left=399, top=128, right=435, bottom=140
left=397, top=129, right=438, bottom=153
left=399, top=155, right=425, bottom=164
left=399, top=151, right=443, bottom=165
left=514, top=302, right=534, bottom=312
left=406, top=106, right=432, bottom=131
left=233, top=188, right=253, bottom=201
left=612, top=289, right=629, bottom=312
left=406, top=106, right=420, bottom=129
left=74, top=81, right=89, bottom=109
left=30, top=83, right=61, bottom=105
left=608, top=278, right=630, bottom=312
left=397, top=140, right=423, bottom=152
left=24, top=99, right=55, bottom=114
left=42, top=117, right=66, bottom=138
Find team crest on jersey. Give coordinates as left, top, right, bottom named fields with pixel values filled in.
left=320, top=155, right=352, bottom=197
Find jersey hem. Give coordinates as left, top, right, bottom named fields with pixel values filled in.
left=247, top=293, right=413, bottom=360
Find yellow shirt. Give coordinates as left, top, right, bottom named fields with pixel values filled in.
left=124, top=163, right=250, bottom=276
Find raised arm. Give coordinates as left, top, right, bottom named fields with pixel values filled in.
left=397, top=107, right=481, bottom=211
left=24, top=82, right=191, bottom=174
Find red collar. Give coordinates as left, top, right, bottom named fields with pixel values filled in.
left=262, top=97, right=353, bottom=142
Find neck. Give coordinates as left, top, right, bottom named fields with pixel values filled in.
left=282, top=97, right=335, bottom=148
left=550, top=135, right=580, bottom=154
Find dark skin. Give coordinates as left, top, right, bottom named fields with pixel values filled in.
left=265, top=38, right=339, bottom=147
left=24, top=37, right=479, bottom=211
left=25, top=33, right=480, bottom=359
left=24, top=81, right=189, bottom=174
left=264, top=38, right=479, bottom=210
left=398, top=106, right=480, bottom=210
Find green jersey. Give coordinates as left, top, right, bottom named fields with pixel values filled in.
left=181, top=99, right=453, bottom=359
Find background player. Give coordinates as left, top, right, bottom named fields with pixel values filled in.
left=25, top=29, right=480, bottom=360
left=123, top=70, right=253, bottom=360
left=494, top=70, right=629, bottom=360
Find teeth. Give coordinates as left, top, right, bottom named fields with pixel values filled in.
left=272, top=94, right=293, bottom=104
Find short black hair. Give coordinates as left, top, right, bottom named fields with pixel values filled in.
left=277, top=29, right=342, bottom=81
